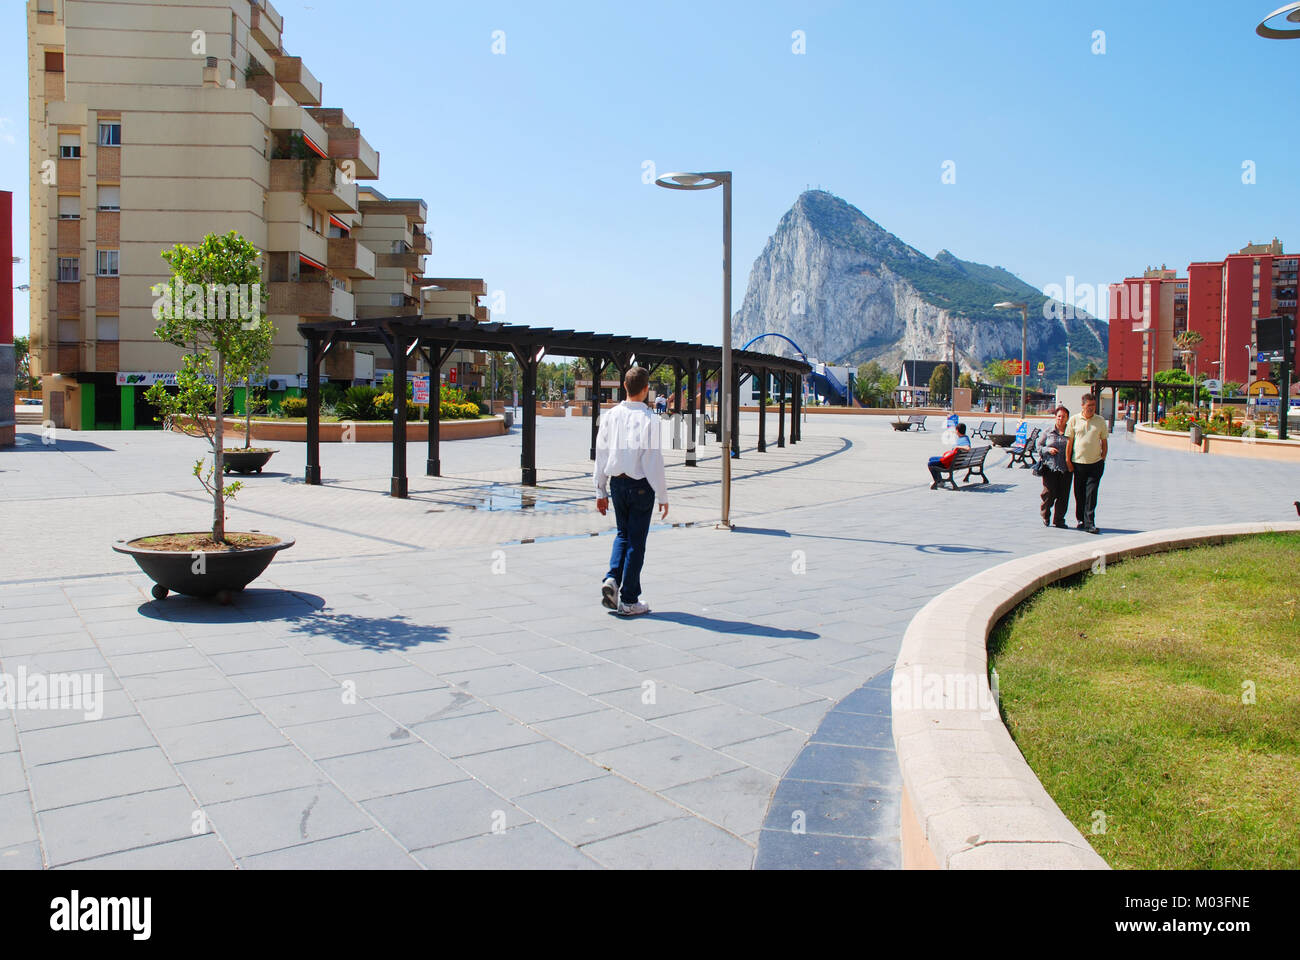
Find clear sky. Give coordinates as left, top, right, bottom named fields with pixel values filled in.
left=3, top=0, right=1297, bottom=341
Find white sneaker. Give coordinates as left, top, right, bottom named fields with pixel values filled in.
left=617, top=600, right=651, bottom=617
left=601, top=577, right=618, bottom=610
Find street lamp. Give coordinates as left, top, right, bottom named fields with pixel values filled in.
left=1257, top=2, right=1300, bottom=37
left=995, top=301, right=1029, bottom=419
left=655, top=170, right=733, bottom=529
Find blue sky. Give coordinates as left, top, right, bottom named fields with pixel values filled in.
left=3, top=0, right=1297, bottom=341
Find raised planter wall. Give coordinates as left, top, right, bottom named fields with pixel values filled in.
left=893, top=520, right=1300, bottom=870
left=1135, top=423, right=1300, bottom=463
left=177, top=416, right=507, bottom=444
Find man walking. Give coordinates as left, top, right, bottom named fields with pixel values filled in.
left=1037, top=405, right=1072, bottom=528
left=594, top=367, right=669, bottom=616
left=1065, top=393, right=1108, bottom=534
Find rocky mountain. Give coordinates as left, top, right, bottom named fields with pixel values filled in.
left=731, top=191, right=1108, bottom=386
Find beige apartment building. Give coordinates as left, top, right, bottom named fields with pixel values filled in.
left=27, top=0, right=487, bottom=429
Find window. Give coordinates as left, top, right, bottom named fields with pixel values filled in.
left=389, top=293, right=404, bottom=307
left=98, top=123, right=121, bottom=146
left=57, top=257, right=79, bottom=282
left=97, top=186, right=120, bottom=211
left=58, top=320, right=79, bottom=342
left=96, top=250, right=119, bottom=277
left=58, top=196, right=80, bottom=219
left=96, top=316, right=119, bottom=340
left=45, top=50, right=64, bottom=73
left=58, top=133, right=80, bottom=158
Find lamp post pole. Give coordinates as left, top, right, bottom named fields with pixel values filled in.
left=655, top=171, right=734, bottom=529
left=995, top=302, right=1029, bottom=419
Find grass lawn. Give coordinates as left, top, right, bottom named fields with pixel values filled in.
left=988, top=532, right=1300, bottom=869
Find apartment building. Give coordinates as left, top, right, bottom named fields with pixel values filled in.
left=1108, top=243, right=1296, bottom=387
left=27, top=0, right=488, bottom=429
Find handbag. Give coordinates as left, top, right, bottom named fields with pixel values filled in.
left=1031, top=460, right=1044, bottom=477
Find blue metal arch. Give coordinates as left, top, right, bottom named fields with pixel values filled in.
left=740, top=333, right=807, bottom=358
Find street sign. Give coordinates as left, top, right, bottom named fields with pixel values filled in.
left=1248, top=380, right=1279, bottom=398
left=1203, top=378, right=1222, bottom=395
left=1036, top=362, right=1045, bottom=376
left=413, top=376, right=430, bottom=406
left=449, top=367, right=457, bottom=385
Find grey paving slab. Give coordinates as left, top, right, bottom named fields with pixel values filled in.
left=240, top=829, right=419, bottom=869
left=0, top=791, right=38, bottom=849
left=441, top=664, right=552, bottom=696
left=454, top=740, right=607, bottom=799
left=135, top=688, right=258, bottom=729
left=581, top=815, right=754, bottom=870
left=252, top=688, right=372, bottom=727
left=763, top=700, right=835, bottom=734
left=410, top=711, right=545, bottom=758
left=754, top=828, right=900, bottom=870
left=283, top=714, right=418, bottom=761
left=27, top=748, right=181, bottom=811
left=662, top=766, right=781, bottom=838
left=153, top=715, right=289, bottom=764
left=412, top=822, right=599, bottom=870
left=514, top=775, right=686, bottom=846
left=810, top=710, right=893, bottom=750
left=177, top=745, right=328, bottom=805
left=543, top=661, right=646, bottom=695
left=532, top=709, right=664, bottom=755
left=0, top=841, right=44, bottom=870
left=12, top=690, right=135, bottom=731
left=366, top=687, right=486, bottom=726
left=108, top=647, right=210, bottom=677
left=594, top=683, right=717, bottom=721
left=38, top=786, right=198, bottom=866
left=231, top=665, right=339, bottom=699
left=58, top=834, right=236, bottom=870
left=208, top=648, right=315, bottom=677
left=206, top=784, right=374, bottom=859
left=717, top=729, right=810, bottom=778
left=649, top=703, right=789, bottom=749
left=363, top=780, right=530, bottom=852
left=761, top=779, right=898, bottom=840
left=0, top=752, right=26, bottom=795
left=594, top=735, right=745, bottom=792
left=483, top=683, right=607, bottom=724
left=316, top=742, right=468, bottom=801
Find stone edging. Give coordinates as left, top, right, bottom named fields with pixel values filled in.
left=175, top=416, right=507, bottom=443
left=892, top=520, right=1300, bottom=869
left=1135, top=422, right=1300, bottom=462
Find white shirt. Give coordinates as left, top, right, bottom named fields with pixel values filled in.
left=593, top=400, right=669, bottom=504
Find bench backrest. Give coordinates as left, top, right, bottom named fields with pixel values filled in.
left=909, top=415, right=926, bottom=424
left=978, top=420, right=995, bottom=432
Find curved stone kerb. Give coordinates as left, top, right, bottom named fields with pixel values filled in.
left=892, top=520, right=1300, bottom=870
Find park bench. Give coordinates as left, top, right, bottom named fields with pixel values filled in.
left=1006, top=427, right=1042, bottom=468
left=704, top=414, right=719, bottom=438
left=892, top=414, right=929, bottom=432
left=974, top=420, right=996, bottom=440
left=935, top=445, right=992, bottom=490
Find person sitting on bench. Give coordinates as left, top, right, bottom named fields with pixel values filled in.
left=928, top=423, right=971, bottom=489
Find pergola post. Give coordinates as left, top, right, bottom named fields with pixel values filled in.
left=519, top=347, right=539, bottom=486
left=777, top=371, right=786, bottom=448
left=589, top=356, right=604, bottom=461
left=731, top=365, right=741, bottom=459
left=672, top=361, right=683, bottom=450
left=791, top=378, right=801, bottom=444
left=758, top=366, right=768, bottom=453
left=305, top=333, right=322, bottom=485
left=390, top=332, right=409, bottom=499
left=686, top=357, right=698, bottom=467
left=427, top=344, right=441, bottom=476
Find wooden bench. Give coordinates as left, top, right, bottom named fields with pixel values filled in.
left=1006, top=427, right=1042, bottom=468
left=934, top=445, right=992, bottom=490
left=974, top=420, right=996, bottom=440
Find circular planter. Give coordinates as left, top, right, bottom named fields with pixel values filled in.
left=222, top=449, right=277, bottom=474
left=113, top=533, right=295, bottom=602
left=991, top=433, right=1017, bottom=447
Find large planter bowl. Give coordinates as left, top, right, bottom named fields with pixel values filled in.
left=991, top=433, right=1017, bottom=447
left=222, top=449, right=277, bottom=474
left=114, top=533, right=294, bottom=602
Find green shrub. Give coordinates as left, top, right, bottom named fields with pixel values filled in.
left=321, top=381, right=347, bottom=409
left=336, top=385, right=383, bottom=421
left=280, top=395, right=309, bottom=417
left=439, top=401, right=480, bottom=420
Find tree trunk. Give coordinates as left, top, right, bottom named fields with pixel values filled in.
left=244, top=377, right=253, bottom=449
left=214, top=353, right=226, bottom=543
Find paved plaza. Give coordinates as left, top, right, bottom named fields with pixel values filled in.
left=1, top=413, right=1296, bottom=869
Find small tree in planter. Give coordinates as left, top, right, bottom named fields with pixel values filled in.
left=118, top=232, right=293, bottom=601
left=984, top=359, right=1015, bottom=436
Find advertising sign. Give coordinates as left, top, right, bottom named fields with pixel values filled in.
left=413, top=375, right=430, bottom=406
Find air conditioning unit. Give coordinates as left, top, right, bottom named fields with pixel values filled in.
left=266, top=377, right=288, bottom=392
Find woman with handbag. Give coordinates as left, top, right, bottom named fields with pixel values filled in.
left=1037, top=406, right=1071, bottom=527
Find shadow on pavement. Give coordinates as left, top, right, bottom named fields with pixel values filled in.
left=6, top=433, right=117, bottom=453
left=289, top=610, right=450, bottom=651
left=956, top=483, right=1016, bottom=494
left=646, top=611, right=819, bottom=639
left=733, top=528, right=1011, bottom=556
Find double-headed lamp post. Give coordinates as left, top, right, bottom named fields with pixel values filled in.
left=995, top=301, right=1029, bottom=418
left=655, top=171, right=733, bottom=529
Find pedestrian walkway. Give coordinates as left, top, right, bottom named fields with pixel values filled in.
left=0, top=417, right=1293, bottom=868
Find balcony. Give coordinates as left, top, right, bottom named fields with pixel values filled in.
left=422, top=287, right=479, bottom=320
left=269, top=159, right=358, bottom=213
left=250, top=1, right=283, bottom=53
left=273, top=55, right=322, bottom=106
left=267, top=220, right=328, bottom=265
left=325, top=126, right=379, bottom=180
left=378, top=251, right=424, bottom=272
left=328, top=237, right=376, bottom=278
left=411, top=230, right=431, bottom=255
left=423, top=278, right=488, bottom=297
left=270, top=279, right=354, bottom=320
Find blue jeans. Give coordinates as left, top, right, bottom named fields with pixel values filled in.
left=605, top=475, right=655, bottom=604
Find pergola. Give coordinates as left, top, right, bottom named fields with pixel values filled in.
left=1085, top=378, right=1154, bottom=429
left=297, top=315, right=813, bottom=497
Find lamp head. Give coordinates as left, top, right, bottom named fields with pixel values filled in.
left=1258, top=2, right=1300, bottom=37
left=654, top=171, right=728, bottom=191
left=994, top=301, right=1027, bottom=311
